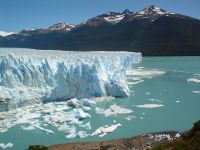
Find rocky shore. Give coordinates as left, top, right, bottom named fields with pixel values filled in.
left=48, top=131, right=180, bottom=150
left=28, top=120, right=200, bottom=150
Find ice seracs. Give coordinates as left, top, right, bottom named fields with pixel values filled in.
left=0, top=48, right=141, bottom=111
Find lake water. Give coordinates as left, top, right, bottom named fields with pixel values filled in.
left=0, top=56, right=200, bottom=150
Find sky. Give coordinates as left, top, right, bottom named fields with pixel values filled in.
left=0, top=0, right=199, bottom=32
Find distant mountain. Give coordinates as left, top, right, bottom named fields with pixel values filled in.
left=0, top=31, right=14, bottom=37
left=19, top=23, right=75, bottom=35
left=0, top=5, right=200, bottom=56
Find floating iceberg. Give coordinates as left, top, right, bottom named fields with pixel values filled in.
left=0, top=143, right=13, bottom=149
left=31, top=124, right=54, bottom=134
left=91, top=123, right=122, bottom=137
left=0, top=99, right=94, bottom=136
left=126, top=69, right=165, bottom=85
left=136, top=104, right=164, bottom=108
left=73, top=109, right=91, bottom=119
left=125, top=115, right=136, bottom=121
left=148, top=98, right=163, bottom=103
left=126, top=69, right=166, bottom=78
left=192, top=91, right=200, bottom=94
left=95, top=104, right=133, bottom=117
left=187, top=78, right=200, bottom=84
left=0, top=48, right=141, bottom=111
left=21, top=125, right=36, bottom=131
left=77, top=131, right=88, bottom=138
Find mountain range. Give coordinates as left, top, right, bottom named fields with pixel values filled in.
left=0, top=5, right=200, bottom=56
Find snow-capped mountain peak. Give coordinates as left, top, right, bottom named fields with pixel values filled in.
left=48, top=23, right=75, bottom=31
left=85, top=9, right=133, bottom=25
left=19, top=23, right=76, bottom=35
left=138, top=5, right=167, bottom=15
left=0, top=31, right=14, bottom=37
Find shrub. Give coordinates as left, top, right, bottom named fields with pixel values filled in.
left=27, top=145, right=48, bottom=150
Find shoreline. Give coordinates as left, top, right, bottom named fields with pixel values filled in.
left=48, top=131, right=181, bottom=150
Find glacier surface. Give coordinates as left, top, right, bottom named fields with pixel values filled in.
left=0, top=48, right=141, bottom=111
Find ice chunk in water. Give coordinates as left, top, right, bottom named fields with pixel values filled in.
left=136, top=104, right=164, bottom=108
left=187, top=78, right=200, bottom=84
left=21, top=125, right=36, bottom=131
left=77, top=131, right=88, bottom=138
left=0, top=143, right=13, bottom=149
left=192, top=91, right=200, bottom=94
left=91, top=123, right=122, bottom=136
left=96, top=104, right=133, bottom=117
left=73, top=109, right=91, bottom=119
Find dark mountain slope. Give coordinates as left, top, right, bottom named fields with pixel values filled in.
left=142, top=15, right=200, bottom=56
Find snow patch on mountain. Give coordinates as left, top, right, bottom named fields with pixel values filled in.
left=104, top=14, right=125, bottom=23
left=0, top=31, right=14, bottom=37
left=28, top=28, right=36, bottom=31
left=48, top=23, right=75, bottom=31
left=153, top=6, right=166, bottom=15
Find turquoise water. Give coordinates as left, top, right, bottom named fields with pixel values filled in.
left=1, top=56, right=200, bottom=150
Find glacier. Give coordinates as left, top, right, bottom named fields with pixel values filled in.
left=0, top=48, right=141, bottom=111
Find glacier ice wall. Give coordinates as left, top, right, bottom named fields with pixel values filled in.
left=0, top=48, right=142, bottom=111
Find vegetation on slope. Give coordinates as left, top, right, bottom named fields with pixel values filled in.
left=152, top=120, right=200, bottom=150
left=27, top=145, right=48, bottom=150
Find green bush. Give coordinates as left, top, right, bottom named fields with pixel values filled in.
left=27, top=145, right=48, bottom=150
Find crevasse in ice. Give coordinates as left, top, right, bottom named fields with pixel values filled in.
left=0, top=48, right=142, bottom=111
